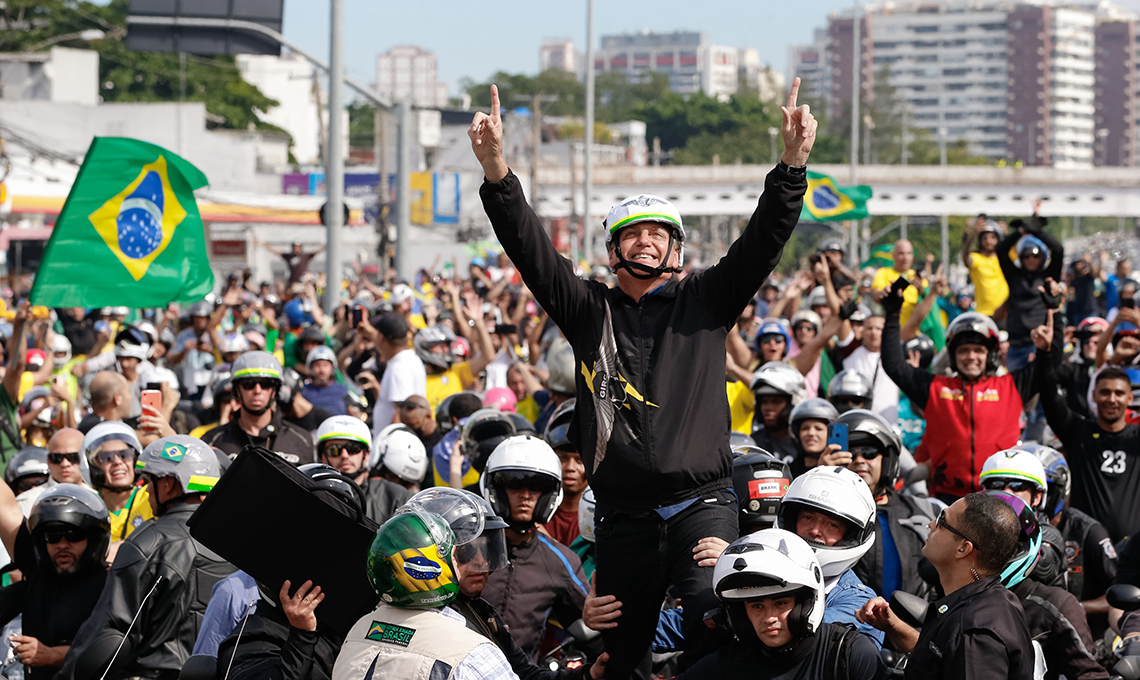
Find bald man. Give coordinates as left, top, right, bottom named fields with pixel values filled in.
left=16, top=428, right=93, bottom=517
left=78, top=372, right=133, bottom=435
left=872, top=238, right=921, bottom=326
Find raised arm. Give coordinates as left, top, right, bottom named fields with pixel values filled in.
left=1033, top=309, right=1076, bottom=441
left=254, top=238, right=283, bottom=257
left=791, top=313, right=842, bottom=376
left=4, top=302, right=29, bottom=407
left=961, top=220, right=978, bottom=269
left=881, top=287, right=935, bottom=409
left=693, top=79, right=813, bottom=328
left=901, top=266, right=946, bottom=342
left=474, top=85, right=592, bottom=333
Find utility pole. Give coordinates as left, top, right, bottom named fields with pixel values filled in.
left=569, top=141, right=579, bottom=265
left=396, top=101, right=411, bottom=280
left=582, top=0, right=595, bottom=266
left=900, top=105, right=907, bottom=240
left=324, top=0, right=345, bottom=317
left=374, top=107, right=388, bottom=278
left=848, top=2, right=861, bottom=268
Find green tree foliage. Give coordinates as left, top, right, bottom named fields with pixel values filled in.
left=0, top=0, right=280, bottom=133
left=465, top=69, right=584, bottom=117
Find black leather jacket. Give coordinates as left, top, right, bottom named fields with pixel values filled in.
left=452, top=595, right=588, bottom=680
left=216, top=598, right=341, bottom=680
left=854, top=490, right=938, bottom=601
left=200, top=411, right=315, bottom=466
left=56, top=503, right=236, bottom=680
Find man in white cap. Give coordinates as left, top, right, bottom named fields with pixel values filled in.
left=469, top=78, right=817, bottom=676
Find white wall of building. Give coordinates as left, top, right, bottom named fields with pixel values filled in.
left=237, top=52, right=324, bottom=165
left=376, top=46, right=448, bottom=108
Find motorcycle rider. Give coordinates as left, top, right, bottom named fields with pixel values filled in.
left=776, top=465, right=884, bottom=645
left=57, top=435, right=236, bottom=680
left=372, top=424, right=429, bottom=491
left=543, top=399, right=589, bottom=546
left=679, top=529, right=887, bottom=680
left=480, top=434, right=588, bottom=660
left=827, top=369, right=874, bottom=414
left=840, top=409, right=938, bottom=600
left=750, top=362, right=808, bottom=465
left=316, top=415, right=412, bottom=524
left=201, top=351, right=315, bottom=465
left=787, top=397, right=841, bottom=475
left=83, top=421, right=151, bottom=543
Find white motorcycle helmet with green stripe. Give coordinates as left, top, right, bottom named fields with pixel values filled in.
left=317, top=415, right=373, bottom=448
left=603, top=194, right=686, bottom=280
left=136, top=436, right=221, bottom=512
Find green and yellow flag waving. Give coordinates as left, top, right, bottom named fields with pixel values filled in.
left=800, top=170, right=872, bottom=222
left=30, top=137, right=214, bottom=307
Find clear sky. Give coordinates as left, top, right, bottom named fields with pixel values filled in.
left=279, top=0, right=860, bottom=95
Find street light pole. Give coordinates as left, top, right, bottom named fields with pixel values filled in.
left=324, top=0, right=345, bottom=317
left=582, top=0, right=595, bottom=267
left=849, top=2, right=861, bottom=268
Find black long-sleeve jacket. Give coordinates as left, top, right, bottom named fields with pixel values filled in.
left=996, top=225, right=1063, bottom=347
left=1011, top=579, right=1108, bottom=680
left=56, top=503, right=236, bottom=680
left=479, top=168, right=805, bottom=510
left=216, top=599, right=341, bottom=680
left=452, top=595, right=588, bottom=680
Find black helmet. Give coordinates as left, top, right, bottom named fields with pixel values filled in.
left=298, top=464, right=366, bottom=517
left=836, top=409, right=901, bottom=496
left=946, top=312, right=1001, bottom=376
left=278, top=368, right=302, bottom=407
left=904, top=333, right=936, bottom=371
left=1030, top=523, right=1068, bottom=588
left=28, top=483, right=111, bottom=572
left=187, top=300, right=213, bottom=318
left=543, top=399, right=576, bottom=452
left=6, top=446, right=49, bottom=493
left=213, top=375, right=234, bottom=407
left=732, top=451, right=792, bottom=532
left=299, top=325, right=325, bottom=344
left=827, top=370, right=873, bottom=414
left=436, top=393, right=460, bottom=435
left=508, top=413, right=537, bottom=435
left=461, top=409, right=518, bottom=473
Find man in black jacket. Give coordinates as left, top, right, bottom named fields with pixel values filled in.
left=57, top=436, right=235, bottom=680
left=995, top=212, right=1063, bottom=371
left=471, top=80, right=816, bottom=676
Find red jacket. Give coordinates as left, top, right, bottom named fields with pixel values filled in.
left=918, top=374, right=1023, bottom=498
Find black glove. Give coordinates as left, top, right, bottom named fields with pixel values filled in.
left=881, top=287, right=906, bottom=316
left=1040, top=287, right=1062, bottom=310
left=838, top=299, right=858, bottom=321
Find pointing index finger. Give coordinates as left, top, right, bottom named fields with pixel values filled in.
left=490, top=84, right=500, bottom=119
left=786, top=76, right=801, bottom=110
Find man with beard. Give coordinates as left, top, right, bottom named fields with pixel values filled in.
left=301, top=346, right=349, bottom=417
left=0, top=483, right=111, bottom=680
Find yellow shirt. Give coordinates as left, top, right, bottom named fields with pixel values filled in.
left=190, top=421, right=219, bottom=439
left=969, top=252, right=1009, bottom=316
left=408, top=314, right=427, bottom=330
left=872, top=267, right=920, bottom=327
left=726, top=379, right=755, bottom=434
left=518, top=395, right=541, bottom=424
left=108, top=484, right=154, bottom=542
left=426, top=362, right=475, bottom=415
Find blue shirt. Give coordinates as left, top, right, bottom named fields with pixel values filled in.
left=192, top=571, right=259, bottom=656
left=878, top=512, right=902, bottom=600
left=825, top=569, right=884, bottom=647
left=301, top=381, right=349, bottom=416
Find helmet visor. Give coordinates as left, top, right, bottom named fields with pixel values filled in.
left=453, top=529, right=509, bottom=573
left=398, top=488, right=485, bottom=546
left=87, top=432, right=141, bottom=459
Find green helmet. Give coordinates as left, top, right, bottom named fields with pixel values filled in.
left=367, top=510, right=458, bottom=609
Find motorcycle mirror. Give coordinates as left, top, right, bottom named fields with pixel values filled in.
left=567, top=618, right=602, bottom=642
left=890, top=590, right=930, bottom=629
left=1108, top=584, right=1140, bottom=612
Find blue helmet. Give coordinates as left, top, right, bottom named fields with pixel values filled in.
left=755, top=320, right=790, bottom=358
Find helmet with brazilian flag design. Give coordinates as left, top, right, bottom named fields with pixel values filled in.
left=367, top=510, right=460, bottom=609
left=135, top=435, right=221, bottom=498
left=602, top=194, right=685, bottom=279
left=230, top=351, right=283, bottom=387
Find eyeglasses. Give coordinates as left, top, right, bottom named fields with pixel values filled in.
left=43, top=528, right=85, bottom=544
left=397, top=402, right=427, bottom=412
left=981, top=478, right=1038, bottom=494
left=936, top=508, right=976, bottom=546
left=849, top=446, right=882, bottom=460
left=793, top=324, right=816, bottom=333
left=759, top=336, right=786, bottom=345
left=236, top=378, right=277, bottom=391
left=320, top=441, right=368, bottom=458
left=96, top=449, right=134, bottom=465
left=48, top=452, right=80, bottom=465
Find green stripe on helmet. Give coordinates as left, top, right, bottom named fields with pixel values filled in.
left=186, top=475, right=219, bottom=492
left=233, top=367, right=281, bottom=379
left=608, top=213, right=683, bottom=234
left=318, top=431, right=371, bottom=445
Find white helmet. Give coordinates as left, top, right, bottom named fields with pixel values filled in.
left=139, top=367, right=180, bottom=392
left=115, top=339, right=150, bottom=361
left=378, top=427, right=428, bottom=485
left=578, top=487, right=596, bottom=543
left=370, top=422, right=407, bottom=469
left=751, top=362, right=807, bottom=405
left=791, top=309, right=823, bottom=332
left=603, top=194, right=686, bottom=277
left=306, top=345, right=337, bottom=370
left=51, top=335, right=72, bottom=369
left=480, top=435, right=563, bottom=529
left=776, top=466, right=876, bottom=581
left=804, top=287, right=829, bottom=311
left=980, top=449, right=1048, bottom=510
left=713, top=528, right=825, bottom=640
left=219, top=332, right=250, bottom=355
left=317, top=415, right=372, bottom=449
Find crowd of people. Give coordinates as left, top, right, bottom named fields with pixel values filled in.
left=0, top=80, right=1134, bottom=680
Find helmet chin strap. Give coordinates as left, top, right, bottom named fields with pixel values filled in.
left=612, top=232, right=683, bottom=280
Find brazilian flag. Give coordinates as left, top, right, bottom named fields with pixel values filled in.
left=30, top=137, right=214, bottom=308
left=800, top=171, right=872, bottom=222
left=861, top=244, right=894, bottom=270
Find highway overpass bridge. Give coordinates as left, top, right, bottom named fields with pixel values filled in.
left=534, top=164, right=1140, bottom=220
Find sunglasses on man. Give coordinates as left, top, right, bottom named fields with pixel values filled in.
left=48, top=452, right=80, bottom=466
left=320, top=441, right=369, bottom=458
left=43, top=528, right=85, bottom=544
left=980, top=478, right=1037, bottom=494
